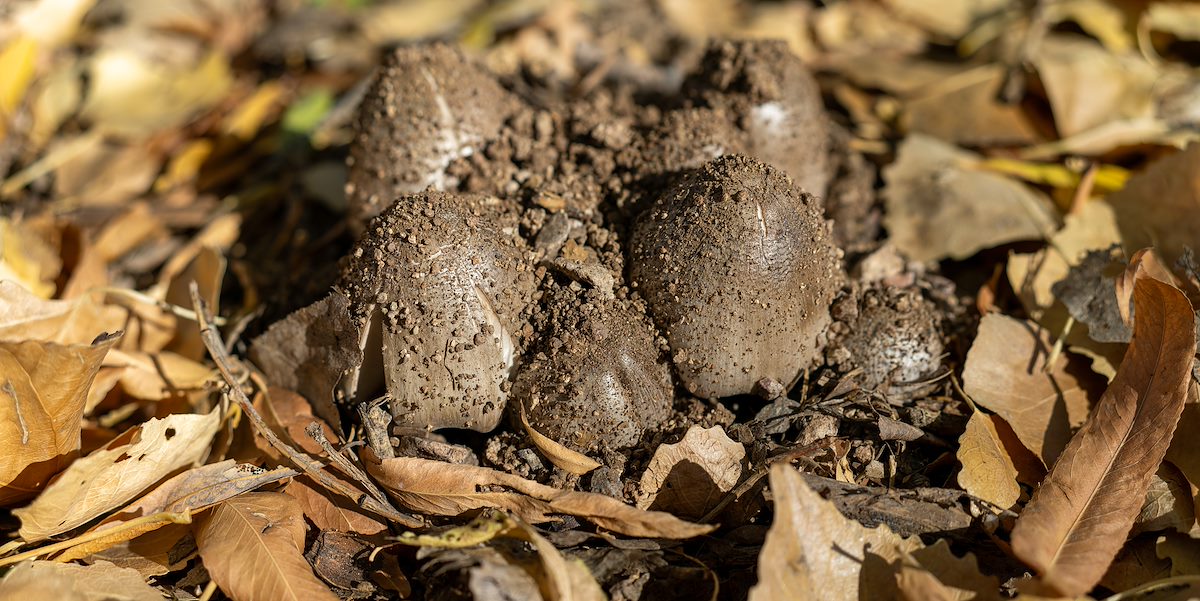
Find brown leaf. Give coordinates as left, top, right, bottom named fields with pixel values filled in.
left=0, top=281, right=126, bottom=345
left=1107, top=144, right=1200, bottom=270
left=637, top=425, right=746, bottom=520
left=749, top=463, right=921, bottom=601
left=1010, top=277, right=1196, bottom=596
left=14, top=408, right=221, bottom=541
left=65, top=460, right=297, bottom=561
left=963, top=313, right=1097, bottom=465
left=363, top=450, right=713, bottom=539
left=956, top=410, right=1021, bottom=509
left=248, top=293, right=362, bottom=430
left=883, top=134, right=1058, bottom=262
left=0, top=559, right=161, bottom=601
left=895, top=540, right=1001, bottom=601
left=519, top=404, right=601, bottom=476
left=0, top=333, right=119, bottom=505
left=195, top=491, right=338, bottom=601
left=1130, top=462, right=1195, bottom=537
left=284, top=476, right=386, bottom=536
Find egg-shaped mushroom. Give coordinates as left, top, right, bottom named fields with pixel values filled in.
left=337, top=191, right=536, bottom=432
left=629, top=154, right=842, bottom=399
left=347, top=44, right=520, bottom=228
left=684, top=40, right=832, bottom=198
left=513, top=282, right=673, bottom=454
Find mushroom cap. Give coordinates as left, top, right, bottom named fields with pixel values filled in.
left=829, top=286, right=946, bottom=397
left=347, top=44, right=520, bottom=228
left=337, top=191, right=535, bottom=432
left=514, top=289, right=673, bottom=453
left=630, top=154, right=842, bottom=398
left=684, top=40, right=832, bottom=198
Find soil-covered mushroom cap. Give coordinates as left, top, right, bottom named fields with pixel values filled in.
left=826, top=286, right=946, bottom=399
left=630, top=154, right=842, bottom=398
left=514, top=285, right=673, bottom=454
left=685, top=40, right=832, bottom=198
left=347, top=44, right=520, bottom=228
left=640, top=107, right=749, bottom=178
left=337, top=191, right=535, bottom=432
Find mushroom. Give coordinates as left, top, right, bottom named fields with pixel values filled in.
left=513, top=282, right=673, bottom=454
left=346, top=44, right=521, bottom=228
left=629, top=154, right=842, bottom=398
left=337, top=191, right=536, bottom=432
left=684, top=40, right=832, bottom=198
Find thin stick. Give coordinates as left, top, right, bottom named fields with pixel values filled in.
left=305, top=423, right=391, bottom=508
left=189, top=283, right=421, bottom=528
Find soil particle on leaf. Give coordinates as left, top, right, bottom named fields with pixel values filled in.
left=347, top=44, right=520, bottom=228
left=684, top=40, right=833, bottom=198
left=824, top=283, right=947, bottom=399
left=336, top=191, right=536, bottom=432
left=630, top=154, right=843, bottom=399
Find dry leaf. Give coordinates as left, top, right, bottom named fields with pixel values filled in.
left=195, top=491, right=338, bottom=601
left=0, top=217, right=62, bottom=298
left=1010, top=277, right=1196, bottom=596
left=104, top=349, right=213, bottom=401
left=0, top=281, right=129, bottom=347
left=1007, top=200, right=1122, bottom=317
left=903, top=65, right=1041, bottom=147
left=81, top=49, right=233, bottom=137
left=882, top=0, right=1008, bottom=39
left=637, top=425, right=746, bottom=520
left=503, top=512, right=607, bottom=601
left=0, top=333, right=120, bottom=505
left=963, top=314, right=1097, bottom=465
left=749, top=463, right=921, bottom=601
left=0, top=559, right=160, bottom=601
left=284, top=476, right=387, bottom=536
left=1031, top=35, right=1158, bottom=139
left=1107, top=144, right=1200, bottom=279
left=52, top=139, right=160, bottom=207
left=896, top=540, right=1002, bottom=601
left=956, top=410, right=1021, bottom=509
left=1130, top=462, right=1195, bottom=537
left=0, top=36, right=37, bottom=141
left=519, top=405, right=601, bottom=476
left=87, top=523, right=194, bottom=577
left=363, top=450, right=714, bottom=539
left=15, top=408, right=222, bottom=541
left=249, top=292, right=364, bottom=431
left=883, top=134, right=1058, bottom=262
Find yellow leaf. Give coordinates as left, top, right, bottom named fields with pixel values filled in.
left=0, top=217, right=62, bottom=298
left=224, top=81, right=286, bottom=140
left=0, top=334, right=120, bottom=506
left=519, top=404, right=601, bottom=476
left=14, top=408, right=222, bottom=541
left=956, top=410, right=1020, bottom=509
left=0, top=36, right=37, bottom=140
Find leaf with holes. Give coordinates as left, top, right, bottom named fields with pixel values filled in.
left=14, top=408, right=221, bottom=541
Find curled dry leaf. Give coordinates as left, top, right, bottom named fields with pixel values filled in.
left=0, top=333, right=120, bottom=505
left=962, top=313, right=1097, bottom=465
left=749, top=463, right=921, bottom=601
left=1130, top=462, right=1195, bottom=537
left=1011, top=277, right=1196, bottom=597
left=895, top=540, right=1002, bottom=601
left=519, top=404, right=601, bottom=476
left=362, top=450, right=714, bottom=539
left=1107, top=143, right=1200, bottom=270
left=0, top=559, right=161, bottom=601
left=0, top=280, right=126, bottom=345
left=195, top=491, right=338, bottom=601
left=955, top=410, right=1021, bottom=509
left=637, top=425, right=746, bottom=521
left=14, top=408, right=222, bottom=541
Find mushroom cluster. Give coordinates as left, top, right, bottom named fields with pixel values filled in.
left=259, top=39, right=850, bottom=464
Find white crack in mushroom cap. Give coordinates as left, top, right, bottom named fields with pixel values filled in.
left=685, top=39, right=832, bottom=199
left=337, top=191, right=535, bottom=432
left=630, top=154, right=843, bottom=399
left=347, top=43, right=520, bottom=230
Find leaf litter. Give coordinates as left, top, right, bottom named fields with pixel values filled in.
left=2, top=0, right=1200, bottom=600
